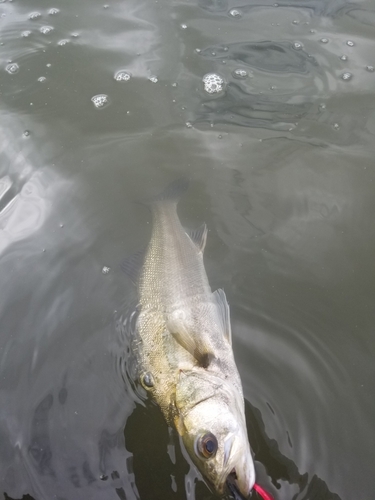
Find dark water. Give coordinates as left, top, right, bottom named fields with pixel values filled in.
left=1, top=0, right=374, bottom=499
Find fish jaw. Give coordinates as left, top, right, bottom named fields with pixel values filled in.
left=175, top=372, right=256, bottom=497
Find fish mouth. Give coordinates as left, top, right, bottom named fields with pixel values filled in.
left=226, top=470, right=248, bottom=500
left=226, top=472, right=274, bottom=500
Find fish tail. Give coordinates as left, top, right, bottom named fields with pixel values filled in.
left=142, top=178, right=189, bottom=207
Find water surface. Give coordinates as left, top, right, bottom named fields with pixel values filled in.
left=0, top=0, right=374, bottom=499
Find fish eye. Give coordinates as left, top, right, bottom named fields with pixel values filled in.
left=196, top=432, right=218, bottom=459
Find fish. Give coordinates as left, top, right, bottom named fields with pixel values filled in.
left=123, top=180, right=271, bottom=499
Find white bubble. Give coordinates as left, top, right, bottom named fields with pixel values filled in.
left=233, top=69, right=248, bottom=78
left=292, top=19, right=299, bottom=25
left=341, top=72, right=352, bottom=81
left=6, top=63, right=19, bottom=74
left=23, top=130, right=30, bottom=137
left=40, top=26, right=54, bottom=34
left=319, top=103, right=326, bottom=111
left=38, top=76, right=46, bottom=82
left=29, top=12, right=41, bottom=20
left=58, top=39, right=69, bottom=46
left=21, top=30, right=32, bottom=37
left=48, top=8, right=59, bottom=15
left=229, top=9, right=242, bottom=18
left=185, top=122, right=192, bottom=128
left=91, top=94, right=109, bottom=108
left=333, top=123, right=340, bottom=130
left=203, top=73, right=225, bottom=94
left=114, top=70, right=131, bottom=81
left=292, top=41, right=303, bottom=50
left=181, top=24, right=187, bottom=29
left=340, top=55, right=348, bottom=61
left=346, top=40, right=355, bottom=47
left=171, top=82, right=177, bottom=87
left=103, top=4, right=109, bottom=8
left=195, top=48, right=201, bottom=53
left=71, top=32, right=79, bottom=38
left=365, top=65, right=374, bottom=72
left=320, top=38, right=329, bottom=44
left=102, top=266, right=111, bottom=274
left=148, top=75, right=158, bottom=83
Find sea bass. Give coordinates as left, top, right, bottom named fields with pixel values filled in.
left=124, top=180, right=257, bottom=498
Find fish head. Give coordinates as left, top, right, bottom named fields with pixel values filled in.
left=175, top=370, right=255, bottom=497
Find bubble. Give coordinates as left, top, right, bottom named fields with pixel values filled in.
left=38, top=76, right=46, bottom=82
left=233, top=68, right=248, bottom=79
left=365, top=65, right=374, bottom=72
left=40, top=26, right=54, bottom=34
left=185, top=122, right=192, bottom=128
left=171, top=82, right=177, bottom=87
left=195, top=48, right=201, bottom=53
left=102, top=266, right=111, bottom=275
left=319, top=103, right=326, bottom=111
left=5, top=63, right=19, bottom=74
left=29, top=12, right=41, bottom=20
left=333, top=123, right=340, bottom=130
left=103, top=4, right=109, bottom=8
left=48, top=8, right=59, bottom=15
left=91, top=94, right=109, bottom=108
left=346, top=40, right=355, bottom=47
left=310, top=29, right=316, bottom=33
left=202, top=73, right=225, bottom=94
left=340, top=55, right=348, bottom=61
left=148, top=75, right=158, bottom=83
left=21, top=30, right=32, bottom=37
left=180, top=24, right=187, bottom=29
left=71, top=32, right=79, bottom=38
left=229, top=9, right=242, bottom=18
left=23, top=130, right=30, bottom=137
left=292, top=41, right=303, bottom=50
left=114, top=70, right=131, bottom=81
left=320, top=38, right=329, bottom=44
left=46, top=63, right=52, bottom=67
left=58, top=39, right=69, bottom=46
left=341, top=72, right=352, bottom=81
left=292, top=19, right=299, bottom=25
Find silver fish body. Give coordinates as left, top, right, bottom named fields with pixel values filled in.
left=127, top=180, right=255, bottom=496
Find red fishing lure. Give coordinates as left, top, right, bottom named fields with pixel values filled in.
left=253, top=482, right=274, bottom=500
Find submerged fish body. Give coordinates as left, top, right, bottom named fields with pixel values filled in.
left=126, top=180, right=256, bottom=497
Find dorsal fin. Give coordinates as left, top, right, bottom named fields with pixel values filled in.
left=187, top=223, right=207, bottom=253
left=213, top=288, right=232, bottom=345
left=121, top=249, right=145, bottom=284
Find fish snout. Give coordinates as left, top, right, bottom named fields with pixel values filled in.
left=224, top=444, right=256, bottom=499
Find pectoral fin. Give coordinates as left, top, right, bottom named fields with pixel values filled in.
left=167, top=312, right=213, bottom=368
left=213, top=288, right=232, bottom=345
